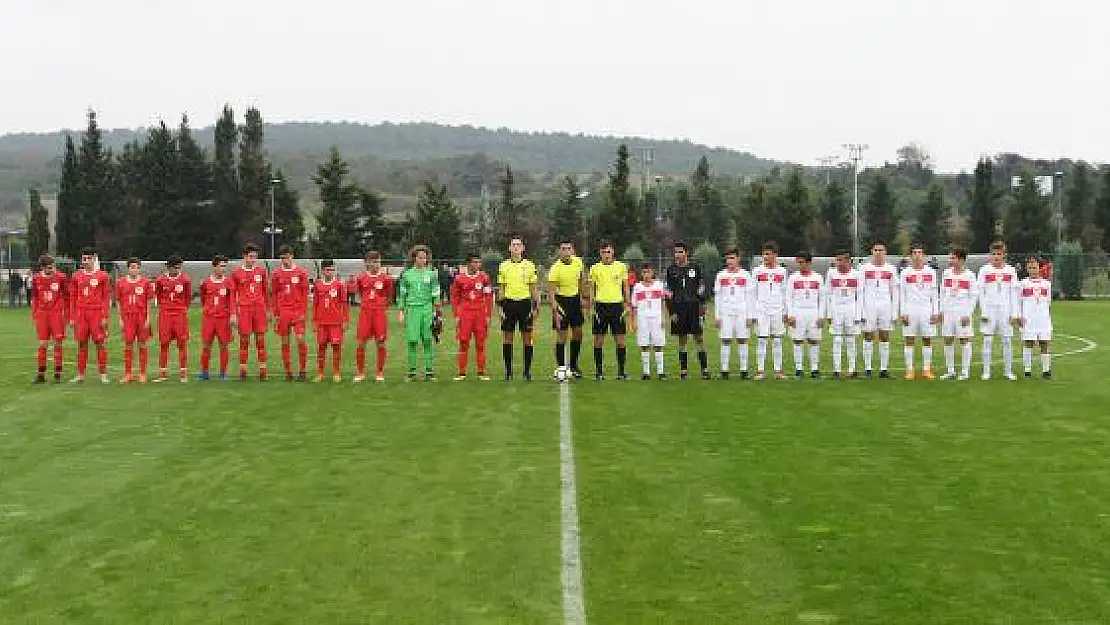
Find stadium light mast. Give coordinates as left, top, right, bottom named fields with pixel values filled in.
left=265, top=178, right=283, bottom=258
left=1054, top=170, right=1065, bottom=247
left=817, top=156, right=839, bottom=185
left=843, top=144, right=869, bottom=257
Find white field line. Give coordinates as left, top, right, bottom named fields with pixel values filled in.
left=559, top=382, right=587, bottom=625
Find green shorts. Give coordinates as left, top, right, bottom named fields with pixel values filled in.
left=404, top=306, right=434, bottom=343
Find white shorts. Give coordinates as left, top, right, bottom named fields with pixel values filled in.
left=718, top=313, right=750, bottom=341
left=636, top=319, right=666, bottom=348
left=756, top=312, right=785, bottom=338
left=828, top=312, right=860, bottom=336
left=941, top=312, right=974, bottom=339
left=862, top=306, right=894, bottom=333
left=902, top=310, right=936, bottom=338
left=1021, top=320, right=1052, bottom=342
left=980, top=311, right=1014, bottom=337
left=790, top=310, right=823, bottom=342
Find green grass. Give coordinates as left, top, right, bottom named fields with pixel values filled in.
left=1, top=304, right=1108, bottom=623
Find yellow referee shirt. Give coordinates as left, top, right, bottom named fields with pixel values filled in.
left=589, top=260, right=627, bottom=304
left=547, top=256, right=585, bottom=297
left=498, top=258, right=538, bottom=300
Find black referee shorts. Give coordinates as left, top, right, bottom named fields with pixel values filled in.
left=501, top=298, right=534, bottom=333
left=670, top=301, right=703, bottom=336
left=592, top=302, right=627, bottom=335
left=553, top=295, right=585, bottom=330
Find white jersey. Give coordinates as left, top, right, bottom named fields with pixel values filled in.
left=825, top=267, right=863, bottom=320
left=899, top=265, right=939, bottom=314
left=631, top=280, right=667, bottom=319
left=713, top=268, right=754, bottom=319
left=860, top=261, right=899, bottom=314
left=752, top=265, right=789, bottom=315
left=977, top=263, right=1019, bottom=315
left=785, top=271, right=826, bottom=317
left=1018, top=277, right=1052, bottom=324
left=940, top=268, right=978, bottom=317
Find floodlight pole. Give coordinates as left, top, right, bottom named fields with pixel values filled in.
left=268, top=178, right=281, bottom=258
left=843, top=144, right=869, bottom=257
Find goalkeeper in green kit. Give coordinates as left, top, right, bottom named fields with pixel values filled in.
left=397, top=244, right=443, bottom=380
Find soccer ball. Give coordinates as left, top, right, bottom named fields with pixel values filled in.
left=555, top=366, right=568, bottom=382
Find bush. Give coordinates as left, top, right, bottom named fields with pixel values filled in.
left=480, top=249, right=502, bottom=281
left=621, top=243, right=646, bottom=271
left=692, top=242, right=722, bottom=284
left=1054, top=241, right=1083, bottom=300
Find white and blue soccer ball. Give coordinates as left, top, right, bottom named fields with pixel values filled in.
left=555, top=366, right=568, bottom=382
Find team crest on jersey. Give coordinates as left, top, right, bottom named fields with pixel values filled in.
left=291, top=276, right=300, bottom=284
left=90, top=278, right=99, bottom=287
left=328, top=289, right=338, bottom=298
left=219, top=288, right=227, bottom=296
left=50, top=282, right=59, bottom=291
left=423, top=275, right=431, bottom=283
left=174, top=284, right=183, bottom=293
left=374, top=282, right=383, bottom=290
left=688, top=269, right=696, bottom=278
left=135, top=286, right=145, bottom=295
left=254, top=274, right=263, bottom=283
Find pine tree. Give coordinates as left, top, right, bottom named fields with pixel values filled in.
left=770, top=168, right=816, bottom=254
left=27, top=189, right=51, bottom=261
left=238, top=107, right=269, bottom=250
left=550, top=175, right=584, bottom=250
left=1096, top=167, right=1110, bottom=252
left=357, top=188, right=386, bottom=252
left=271, top=170, right=305, bottom=255
left=412, top=183, right=461, bottom=261
left=493, top=164, right=525, bottom=245
left=737, top=181, right=771, bottom=257
left=55, top=136, right=80, bottom=259
left=968, top=158, right=1000, bottom=252
left=76, top=110, right=121, bottom=257
left=174, top=115, right=218, bottom=258
left=312, top=147, right=362, bottom=259
left=213, top=105, right=240, bottom=252
left=690, top=156, right=728, bottom=250
left=914, top=182, right=950, bottom=254
left=821, top=180, right=852, bottom=254
left=1005, top=170, right=1054, bottom=254
left=597, top=144, right=640, bottom=250
left=864, top=173, right=898, bottom=250
left=136, top=122, right=179, bottom=258
left=1064, top=162, right=1095, bottom=243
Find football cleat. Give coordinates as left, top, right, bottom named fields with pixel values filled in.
left=864, top=369, right=873, bottom=379
left=940, top=372, right=957, bottom=380
left=720, top=371, right=730, bottom=380
left=641, top=374, right=651, bottom=381
left=879, top=370, right=891, bottom=379
left=1024, top=371, right=1032, bottom=380
left=1042, top=371, right=1053, bottom=380
left=739, top=371, right=750, bottom=380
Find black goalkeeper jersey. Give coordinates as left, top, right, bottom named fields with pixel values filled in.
left=665, top=263, right=706, bottom=305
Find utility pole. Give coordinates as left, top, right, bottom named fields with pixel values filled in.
left=637, top=147, right=655, bottom=200
left=817, top=156, right=839, bottom=185
left=842, top=144, right=869, bottom=257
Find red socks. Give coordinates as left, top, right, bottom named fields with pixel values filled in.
left=377, top=344, right=387, bottom=376
left=37, top=346, right=47, bottom=372
left=298, top=343, right=307, bottom=374
left=458, top=341, right=469, bottom=374
left=281, top=343, right=292, bottom=374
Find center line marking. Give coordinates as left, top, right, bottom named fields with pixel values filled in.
left=559, top=381, right=587, bottom=625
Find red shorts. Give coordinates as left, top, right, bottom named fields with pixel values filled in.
left=457, top=311, right=489, bottom=343
left=276, top=310, right=307, bottom=337
left=35, top=310, right=67, bottom=342
left=121, top=313, right=151, bottom=344
left=159, top=313, right=189, bottom=343
left=238, top=306, right=268, bottom=335
left=202, top=316, right=232, bottom=345
left=316, top=324, right=344, bottom=346
left=74, top=308, right=107, bottom=343
left=357, top=308, right=388, bottom=343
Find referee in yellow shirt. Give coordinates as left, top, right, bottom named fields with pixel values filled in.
left=497, top=236, right=540, bottom=380
left=586, top=241, right=630, bottom=380
left=548, top=239, right=587, bottom=379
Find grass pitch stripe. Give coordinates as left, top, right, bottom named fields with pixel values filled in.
left=559, top=382, right=587, bottom=624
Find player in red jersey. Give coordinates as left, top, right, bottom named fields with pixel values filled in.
left=69, top=248, right=112, bottom=383
left=312, top=260, right=349, bottom=382
left=271, top=246, right=310, bottom=381
left=451, top=253, right=494, bottom=380
left=198, top=255, right=236, bottom=380
left=231, top=243, right=270, bottom=380
left=30, top=254, right=68, bottom=383
left=153, top=256, right=192, bottom=382
left=350, top=250, right=394, bottom=382
left=115, top=257, right=154, bottom=384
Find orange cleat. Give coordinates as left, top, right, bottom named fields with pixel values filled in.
left=921, top=369, right=935, bottom=380
left=905, top=370, right=916, bottom=380
left=118, top=375, right=133, bottom=385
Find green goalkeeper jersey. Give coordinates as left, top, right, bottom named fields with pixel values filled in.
left=397, top=267, right=440, bottom=309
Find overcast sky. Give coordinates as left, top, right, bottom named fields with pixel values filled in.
left=2, top=0, right=1107, bottom=171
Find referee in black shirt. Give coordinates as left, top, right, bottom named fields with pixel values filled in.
left=665, top=242, right=711, bottom=379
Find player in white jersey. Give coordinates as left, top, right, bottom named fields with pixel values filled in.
left=825, top=251, right=863, bottom=379
left=714, top=249, right=755, bottom=379
left=939, top=248, right=978, bottom=380
left=630, top=265, right=669, bottom=380
left=752, top=241, right=789, bottom=380
left=785, top=252, right=826, bottom=379
left=899, top=244, right=940, bottom=380
left=1017, top=256, right=1053, bottom=379
left=859, top=243, right=900, bottom=378
left=977, top=241, right=1020, bottom=380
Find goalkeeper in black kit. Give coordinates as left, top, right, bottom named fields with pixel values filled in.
left=665, top=242, right=711, bottom=379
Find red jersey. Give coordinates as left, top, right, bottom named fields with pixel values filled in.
left=31, top=271, right=68, bottom=315
left=313, top=279, right=349, bottom=325
left=272, top=265, right=310, bottom=314
left=351, top=271, right=395, bottom=311
left=231, top=264, right=269, bottom=308
left=451, top=271, right=493, bottom=316
left=70, top=269, right=112, bottom=313
left=116, top=276, right=154, bottom=316
left=200, top=276, right=235, bottom=318
left=155, top=273, right=192, bottom=315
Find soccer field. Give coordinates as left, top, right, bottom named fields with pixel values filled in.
left=2, top=303, right=1109, bottom=623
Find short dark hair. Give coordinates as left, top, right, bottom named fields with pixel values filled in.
left=320, top=259, right=336, bottom=269
left=835, top=250, right=851, bottom=258
left=39, top=254, right=54, bottom=268
left=949, top=247, right=967, bottom=260
left=762, top=241, right=779, bottom=253
left=989, top=241, right=1006, bottom=253
left=365, top=250, right=381, bottom=261
left=599, top=241, right=615, bottom=251
left=278, top=245, right=294, bottom=256
left=795, top=252, right=813, bottom=262
left=212, top=254, right=229, bottom=266
left=166, top=255, right=183, bottom=267
left=673, top=241, right=689, bottom=252
left=870, top=241, right=887, bottom=251
left=243, top=242, right=259, bottom=255
left=509, top=235, right=524, bottom=245
left=465, top=253, right=479, bottom=262
left=642, top=262, right=654, bottom=269
left=910, top=243, right=926, bottom=253
left=559, top=239, right=574, bottom=247
left=409, top=244, right=431, bottom=260
left=126, top=256, right=141, bottom=267
left=724, top=248, right=739, bottom=257
left=80, top=247, right=96, bottom=258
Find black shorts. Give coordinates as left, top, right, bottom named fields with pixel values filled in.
left=501, top=299, right=534, bottom=333
left=553, top=295, right=584, bottom=330
left=670, top=301, right=703, bottom=336
left=592, top=302, right=627, bottom=335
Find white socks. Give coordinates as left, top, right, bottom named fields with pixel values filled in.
left=879, top=342, right=890, bottom=371
left=922, top=346, right=933, bottom=370
left=1001, top=337, right=1013, bottom=376
left=655, top=350, right=664, bottom=374
left=833, top=336, right=844, bottom=373
left=862, top=339, right=874, bottom=371
left=641, top=351, right=652, bottom=374
left=1041, top=353, right=1051, bottom=373
left=982, top=335, right=993, bottom=375
left=772, top=338, right=783, bottom=372
left=756, top=338, right=767, bottom=372
left=961, top=343, right=972, bottom=377
left=720, top=345, right=731, bottom=372
left=846, top=340, right=857, bottom=374
left=793, top=344, right=804, bottom=371
left=738, top=342, right=748, bottom=372
left=809, top=344, right=820, bottom=372
left=945, top=345, right=956, bottom=373
left=904, top=346, right=915, bottom=370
